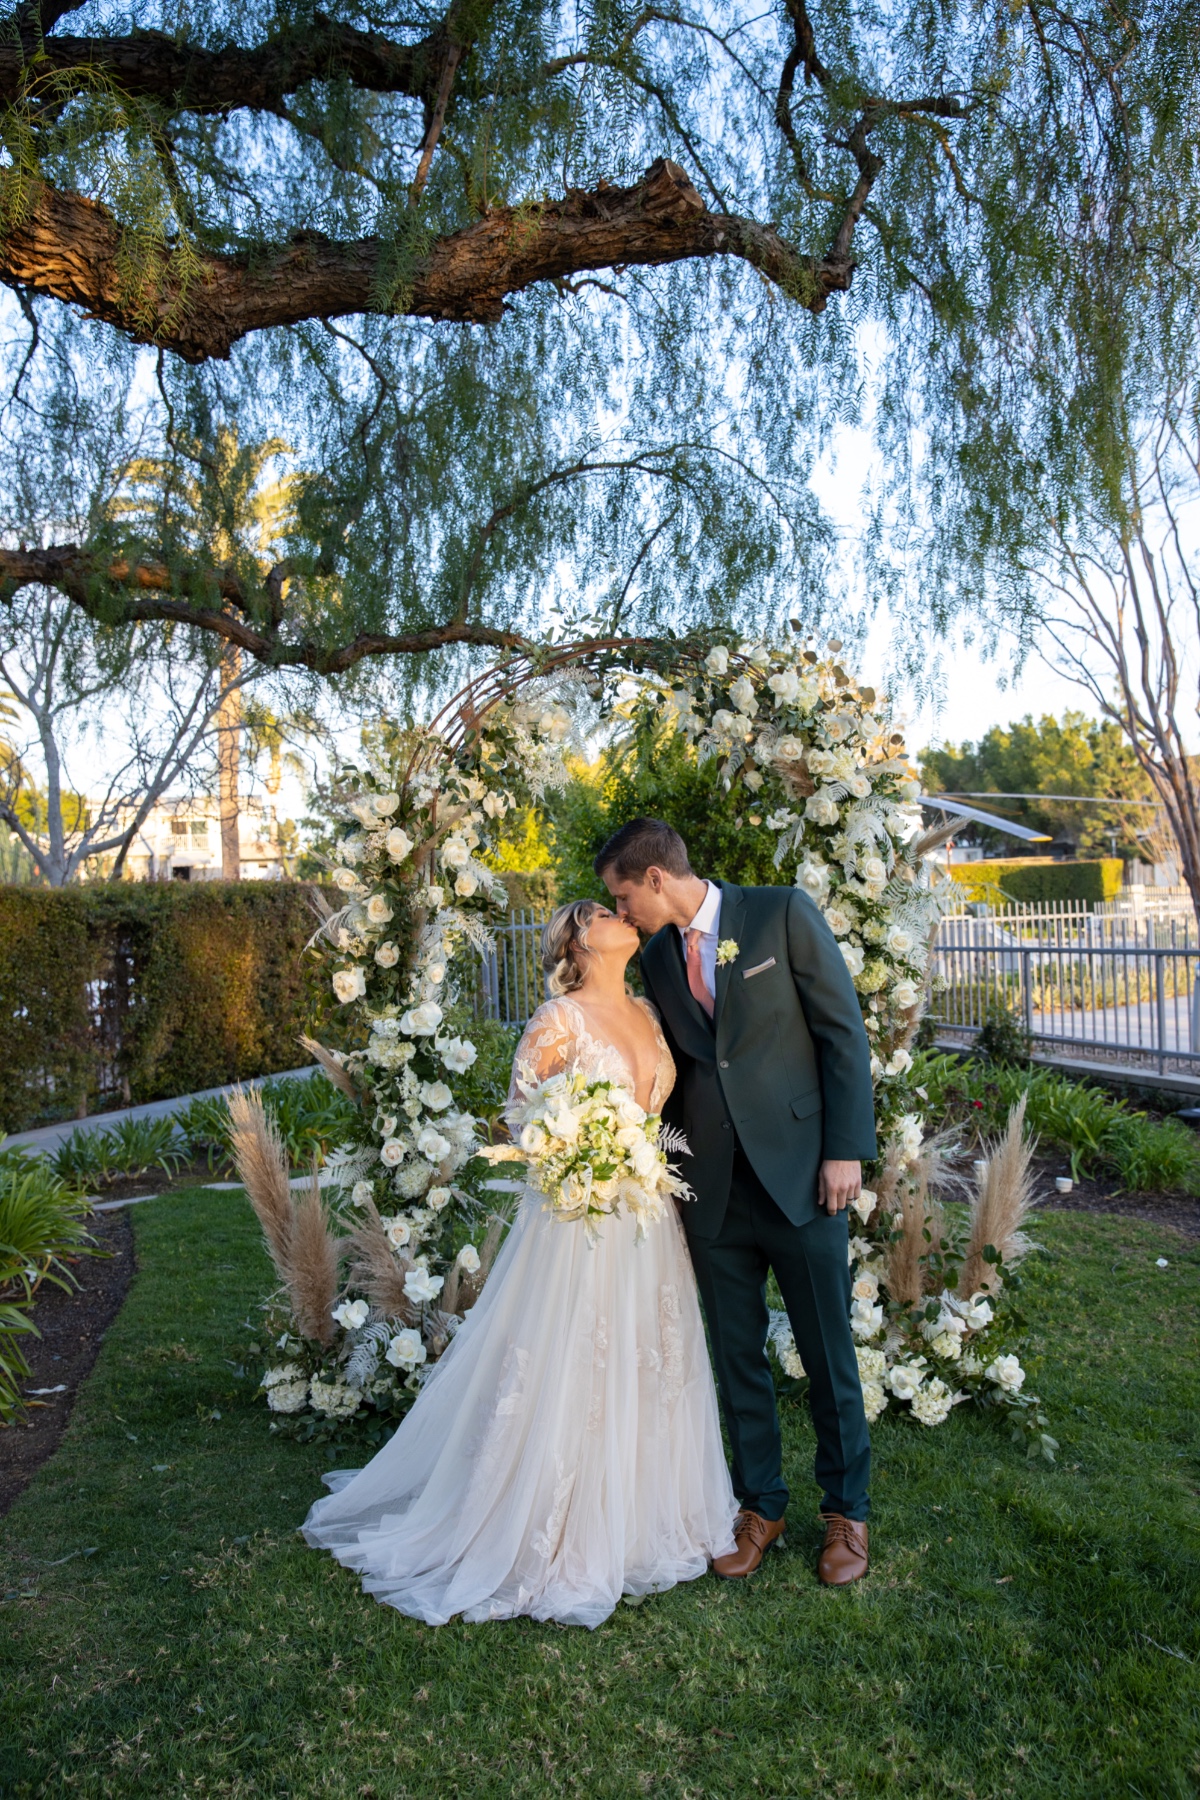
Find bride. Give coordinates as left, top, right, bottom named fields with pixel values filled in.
left=302, top=898, right=737, bottom=1628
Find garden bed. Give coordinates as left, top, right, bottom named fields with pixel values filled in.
left=0, top=1206, right=135, bottom=1518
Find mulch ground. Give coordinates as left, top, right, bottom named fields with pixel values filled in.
left=0, top=1206, right=136, bottom=1518
left=1029, top=1152, right=1200, bottom=1240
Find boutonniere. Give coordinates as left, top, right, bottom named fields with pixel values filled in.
left=716, top=939, right=740, bottom=967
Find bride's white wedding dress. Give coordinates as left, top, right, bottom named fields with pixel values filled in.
left=302, top=996, right=737, bottom=1628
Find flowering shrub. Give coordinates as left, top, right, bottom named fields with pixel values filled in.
left=479, top=1073, right=692, bottom=1241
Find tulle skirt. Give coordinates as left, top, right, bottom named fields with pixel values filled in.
left=301, top=1192, right=738, bottom=1628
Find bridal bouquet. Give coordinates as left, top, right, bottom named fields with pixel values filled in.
left=477, top=1073, right=693, bottom=1239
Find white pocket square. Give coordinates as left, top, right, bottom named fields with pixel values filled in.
left=741, top=957, right=777, bottom=979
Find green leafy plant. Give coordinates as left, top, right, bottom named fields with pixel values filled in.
left=0, top=1145, right=96, bottom=1422
left=974, top=1002, right=1033, bottom=1069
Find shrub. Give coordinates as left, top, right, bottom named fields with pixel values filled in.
left=914, top=1053, right=1200, bottom=1192
left=0, top=882, right=337, bottom=1133
left=176, top=1074, right=359, bottom=1175
left=950, top=858, right=1123, bottom=907
left=974, top=1002, right=1033, bottom=1068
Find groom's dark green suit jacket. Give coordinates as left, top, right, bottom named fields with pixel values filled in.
left=639, top=881, right=877, bottom=1239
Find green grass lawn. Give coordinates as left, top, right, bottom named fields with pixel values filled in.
left=2, top=1189, right=1199, bottom=1800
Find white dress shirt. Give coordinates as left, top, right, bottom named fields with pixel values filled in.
left=677, top=879, right=722, bottom=999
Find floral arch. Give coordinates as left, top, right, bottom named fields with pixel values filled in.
left=241, top=635, right=1051, bottom=1456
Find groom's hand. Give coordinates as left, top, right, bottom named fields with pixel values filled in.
left=819, top=1160, right=862, bottom=1214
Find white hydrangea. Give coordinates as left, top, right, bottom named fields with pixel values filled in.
left=262, top=1364, right=309, bottom=1413
left=860, top=1380, right=889, bottom=1423
left=394, top=1162, right=432, bottom=1199
left=308, top=1377, right=361, bottom=1419
left=910, top=1378, right=956, bottom=1427
left=855, top=1346, right=887, bottom=1382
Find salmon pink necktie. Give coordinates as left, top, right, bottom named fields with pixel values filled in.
left=685, top=928, right=715, bottom=1018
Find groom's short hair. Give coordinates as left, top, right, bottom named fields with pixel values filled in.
left=594, top=817, right=692, bottom=881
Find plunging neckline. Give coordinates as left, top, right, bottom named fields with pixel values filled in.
left=556, top=996, right=665, bottom=1112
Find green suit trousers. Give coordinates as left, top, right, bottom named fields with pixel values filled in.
left=686, top=1143, right=871, bottom=1524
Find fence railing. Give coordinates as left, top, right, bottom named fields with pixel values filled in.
left=476, top=909, right=551, bottom=1028
left=932, top=911, right=1200, bottom=1074
left=470, top=901, right=1200, bottom=1073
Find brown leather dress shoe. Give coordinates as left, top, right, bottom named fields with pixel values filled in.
left=712, top=1510, right=787, bottom=1579
left=818, top=1515, right=869, bottom=1586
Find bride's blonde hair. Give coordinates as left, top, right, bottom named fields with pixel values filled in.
left=542, top=899, right=602, bottom=996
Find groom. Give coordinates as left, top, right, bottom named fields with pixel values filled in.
left=597, top=818, right=876, bottom=1586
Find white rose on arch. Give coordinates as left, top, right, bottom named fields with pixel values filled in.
left=374, top=941, right=400, bottom=967
left=455, top=871, right=479, bottom=898
left=385, top=826, right=414, bottom=862
left=437, top=1035, right=478, bottom=1072
left=386, top=1328, right=426, bottom=1370
left=440, top=837, right=470, bottom=869
left=332, top=966, right=366, bottom=1003
left=839, top=943, right=865, bottom=978
left=417, top=1127, right=453, bottom=1163
left=729, top=674, right=757, bottom=715
left=400, top=1002, right=443, bottom=1036
left=705, top=645, right=730, bottom=676
left=365, top=893, right=394, bottom=926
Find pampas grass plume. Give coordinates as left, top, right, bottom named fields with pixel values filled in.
left=958, top=1093, right=1036, bottom=1299
left=228, top=1087, right=292, bottom=1279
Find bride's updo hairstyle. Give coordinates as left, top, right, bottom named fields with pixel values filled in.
left=542, top=899, right=602, bottom=996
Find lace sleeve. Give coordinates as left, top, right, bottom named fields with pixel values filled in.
left=507, top=999, right=580, bottom=1109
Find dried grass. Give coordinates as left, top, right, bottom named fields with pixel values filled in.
left=885, top=1169, right=927, bottom=1308
left=346, top=1198, right=416, bottom=1325
left=297, top=1035, right=362, bottom=1104
left=229, top=1091, right=341, bottom=1347
left=228, top=1088, right=292, bottom=1278
left=958, top=1093, right=1037, bottom=1299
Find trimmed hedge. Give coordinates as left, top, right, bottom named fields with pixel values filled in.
left=0, top=883, right=335, bottom=1133
left=950, top=857, right=1124, bottom=907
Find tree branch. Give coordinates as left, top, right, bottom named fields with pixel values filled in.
left=0, top=160, right=854, bottom=361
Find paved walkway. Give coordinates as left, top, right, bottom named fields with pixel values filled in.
left=4, top=1066, right=318, bottom=1156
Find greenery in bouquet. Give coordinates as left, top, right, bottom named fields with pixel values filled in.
left=479, top=1072, right=692, bottom=1241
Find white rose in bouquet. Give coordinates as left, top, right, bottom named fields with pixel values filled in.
left=385, top=1328, right=427, bottom=1370
left=886, top=926, right=915, bottom=958
left=400, top=1002, right=443, bottom=1036
left=380, top=1214, right=411, bottom=1248
left=861, top=855, right=888, bottom=887
left=374, top=941, right=400, bottom=967
left=481, top=791, right=508, bottom=818
left=332, top=1299, right=369, bottom=1331
left=332, top=966, right=366, bottom=1003
left=851, top=1187, right=877, bottom=1224
left=851, top=1296, right=883, bottom=1339
left=711, top=708, right=738, bottom=736
left=774, top=734, right=805, bottom=760
left=350, top=1180, right=374, bottom=1206
left=743, top=769, right=764, bottom=791
left=823, top=905, right=854, bottom=937
left=796, top=858, right=830, bottom=899
left=884, top=1047, right=913, bottom=1077
left=961, top=1293, right=994, bottom=1331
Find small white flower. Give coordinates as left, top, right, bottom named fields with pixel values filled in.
left=454, top=870, right=479, bottom=898
left=716, top=939, right=740, bottom=966
left=860, top=1379, right=889, bottom=1423
left=986, top=1354, right=1026, bottom=1394
left=420, top=1081, right=454, bottom=1112
left=457, top=1243, right=481, bottom=1274
left=403, top=1267, right=445, bottom=1306
left=385, top=1328, right=427, bottom=1370
left=332, top=966, right=366, bottom=1003
left=332, top=1298, right=370, bottom=1331
left=264, top=1375, right=309, bottom=1414
left=929, top=1330, right=963, bottom=1363
left=365, top=893, right=394, bottom=926
left=705, top=645, right=730, bottom=676
left=385, top=826, right=413, bottom=862
left=380, top=1138, right=406, bottom=1167
left=894, top=1113, right=924, bottom=1161
left=400, top=1002, right=443, bottom=1036
left=374, top=940, right=400, bottom=967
